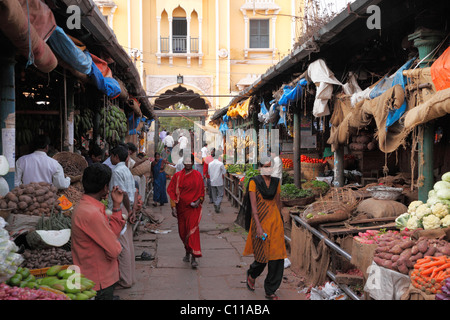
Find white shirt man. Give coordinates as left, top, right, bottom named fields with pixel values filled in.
left=208, top=157, right=226, bottom=213
left=201, top=145, right=208, bottom=158
left=163, top=134, right=174, bottom=148
left=178, top=134, right=189, bottom=151
left=15, top=151, right=70, bottom=189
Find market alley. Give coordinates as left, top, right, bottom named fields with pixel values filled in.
left=114, top=196, right=306, bottom=300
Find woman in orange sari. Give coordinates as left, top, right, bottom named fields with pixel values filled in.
left=167, top=154, right=205, bottom=268
left=243, top=159, right=286, bottom=300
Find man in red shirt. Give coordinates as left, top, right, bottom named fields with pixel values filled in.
left=71, top=163, right=126, bottom=300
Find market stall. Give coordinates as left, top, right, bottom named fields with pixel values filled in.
left=288, top=171, right=450, bottom=300
left=0, top=183, right=98, bottom=300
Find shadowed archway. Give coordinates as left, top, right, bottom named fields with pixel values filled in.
left=154, top=85, right=209, bottom=110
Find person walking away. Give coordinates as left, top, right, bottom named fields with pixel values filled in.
left=201, top=143, right=208, bottom=158
left=71, top=163, right=126, bottom=300
left=108, top=146, right=138, bottom=289
left=163, top=131, right=174, bottom=152
left=151, top=152, right=168, bottom=206
left=243, top=159, right=286, bottom=300
left=178, top=132, right=189, bottom=152
left=208, top=151, right=226, bottom=213
left=203, top=148, right=214, bottom=204
left=159, top=128, right=167, bottom=142
left=15, top=135, right=70, bottom=189
left=167, top=154, right=205, bottom=268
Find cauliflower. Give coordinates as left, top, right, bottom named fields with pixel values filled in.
left=441, top=215, right=450, bottom=228
left=422, top=214, right=441, bottom=230
left=431, top=202, right=449, bottom=219
left=408, top=201, right=424, bottom=214
left=414, top=204, right=432, bottom=220
left=406, top=215, right=422, bottom=230
left=395, top=213, right=410, bottom=230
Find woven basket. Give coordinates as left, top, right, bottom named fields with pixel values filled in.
left=281, top=196, right=315, bottom=207
left=131, top=160, right=151, bottom=176
left=53, top=152, right=88, bottom=177
left=301, top=162, right=325, bottom=180
left=164, top=164, right=176, bottom=176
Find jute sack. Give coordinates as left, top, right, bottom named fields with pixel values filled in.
left=356, top=198, right=407, bottom=219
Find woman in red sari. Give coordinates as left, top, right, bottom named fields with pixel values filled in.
left=167, top=154, right=205, bottom=268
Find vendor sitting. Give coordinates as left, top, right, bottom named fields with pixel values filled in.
left=14, top=135, right=70, bottom=189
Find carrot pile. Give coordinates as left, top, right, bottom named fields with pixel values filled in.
left=410, top=255, right=450, bottom=295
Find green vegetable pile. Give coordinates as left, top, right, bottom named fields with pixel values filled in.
left=243, top=168, right=260, bottom=189
left=226, top=164, right=254, bottom=174
left=281, top=184, right=313, bottom=200
left=302, top=180, right=330, bottom=196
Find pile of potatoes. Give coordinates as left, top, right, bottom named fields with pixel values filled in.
left=373, top=232, right=450, bottom=275
left=0, top=182, right=60, bottom=217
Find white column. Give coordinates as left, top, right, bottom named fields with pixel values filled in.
left=272, top=16, right=277, bottom=58
left=198, top=17, right=203, bottom=65
left=187, top=17, right=191, bottom=54
left=244, top=15, right=248, bottom=58
left=156, top=16, right=161, bottom=54
left=168, top=17, right=173, bottom=54
left=198, top=17, right=203, bottom=54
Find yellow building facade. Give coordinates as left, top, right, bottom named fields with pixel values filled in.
left=95, top=0, right=304, bottom=117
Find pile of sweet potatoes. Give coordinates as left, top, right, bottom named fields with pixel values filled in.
left=0, top=182, right=60, bottom=217
left=373, top=232, right=450, bottom=275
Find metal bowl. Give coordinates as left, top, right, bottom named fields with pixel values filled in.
left=366, top=186, right=403, bottom=200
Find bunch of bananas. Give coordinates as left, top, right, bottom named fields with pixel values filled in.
left=16, top=116, right=57, bottom=145
left=74, top=108, right=94, bottom=139
left=99, top=105, right=128, bottom=145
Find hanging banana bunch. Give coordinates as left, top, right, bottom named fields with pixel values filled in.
left=74, top=108, right=94, bottom=141
left=99, top=104, right=128, bottom=146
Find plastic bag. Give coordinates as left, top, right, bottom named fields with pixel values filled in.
left=431, top=46, right=450, bottom=91
left=310, top=282, right=347, bottom=300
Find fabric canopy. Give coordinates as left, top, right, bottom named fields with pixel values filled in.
left=278, top=79, right=307, bottom=106
left=369, top=58, right=415, bottom=128
left=47, top=26, right=92, bottom=74
left=88, top=55, right=121, bottom=99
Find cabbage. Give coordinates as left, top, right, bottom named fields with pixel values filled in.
left=428, top=190, right=437, bottom=199
left=427, top=197, right=440, bottom=206
left=442, top=171, right=450, bottom=183
left=395, top=213, right=410, bottom=230
left=434, top=181, right=450, bottom=192
left=0, top=156, right=9, bottom=176
left=437, top=188, right=450, bottom=200
left=0, top=177, right=9, bottom=197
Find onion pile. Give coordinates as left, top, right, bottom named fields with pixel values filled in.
left=0, top=283, right=68, bottom=300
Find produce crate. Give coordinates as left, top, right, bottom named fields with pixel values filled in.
left=30, top=265, right=69, bottom=279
